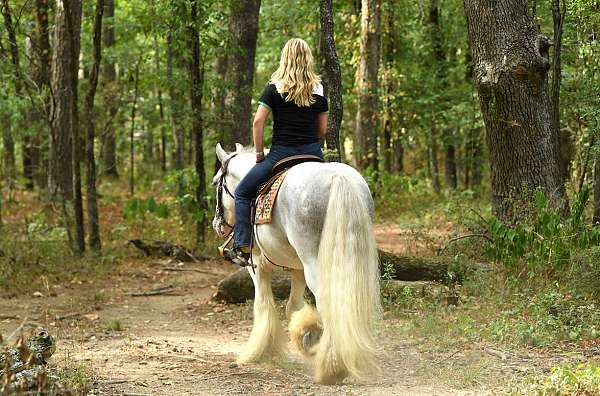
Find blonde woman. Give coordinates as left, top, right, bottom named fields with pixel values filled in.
left=224, top=38, right=329, bottom=266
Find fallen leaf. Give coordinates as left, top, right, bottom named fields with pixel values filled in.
left=84, top=314, right=99, bottom=321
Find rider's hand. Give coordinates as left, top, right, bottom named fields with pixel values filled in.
left=256, top=152, right=265, bottom=163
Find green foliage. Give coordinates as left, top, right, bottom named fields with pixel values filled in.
left=506, top=363, right=600, bottom=396
left=123, top=197, right=170, bottom=222
left=568, top=246, right=600, bottom=299
left=486, top=188, right=600, bottom=272
left=165, top=168, right=208, bottom=222
left=485, top=291, right=600, bottom=347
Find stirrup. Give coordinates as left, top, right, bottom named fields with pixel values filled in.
left=222, top=248, right=253, bottom=268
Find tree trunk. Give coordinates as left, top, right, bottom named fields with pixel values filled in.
left=154, top=35, right=167, bottom=173
left=68, top=0, right=85, bottom=253
left=429, top=0, right=456, bottom=190
left=50, top=0, right=83, bottom=201
left=464, top=37, right=483, bottom=189
left=392, top=137, right=404, bottom=173
left=129, top=60, right=141, bottom=196
left=224, top=0, right=260, bottom=149
left=594, top=155, right=600, bottom=225
left=444, top=131, right=458, bottom=189
left=319, top=0, right=343, bottom=162
left=186, top=0, right=207, bottom=246
left=551, top=0, right=571, bottom=189
left=84, top=0, right=104, bottom=251
left=354, top=0, right=381, bottom=169
left=212, top=54, right=228, bottom=176
left=380, top=1, right=396, bottom=172
left=1, top=0, right=20, bottom=182
left=464, top=0, right=566, bottom=222
left=166, top=33, right=185, bottom=170
left=101, top=0, right=118, bottom=178
left=428, top=133, right=441, bottom=193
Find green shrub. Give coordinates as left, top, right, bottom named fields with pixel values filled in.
left=486, top=187, right=600, bottom=272
left=568, top=246, right=600, bottom=299
left=506, top=363, right=600, bottom=395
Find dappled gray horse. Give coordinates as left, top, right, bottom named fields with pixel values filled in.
left=212, top=143, right=380, bottom=384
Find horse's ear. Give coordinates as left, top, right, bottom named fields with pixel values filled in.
left=216, top=143, right=228, bottom=164
left=235, top=143, right=244, bottom=153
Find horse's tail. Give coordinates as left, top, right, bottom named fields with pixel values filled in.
left=315, top=174, right=381, bottom=384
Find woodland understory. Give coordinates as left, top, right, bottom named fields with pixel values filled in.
left=1, top=0, right=600, bottom=394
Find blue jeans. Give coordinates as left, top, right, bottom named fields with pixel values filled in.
left=233, top=142, right=323, bottom=249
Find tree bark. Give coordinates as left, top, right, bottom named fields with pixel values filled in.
left=67, top=0, right=85, bottom=253
left=594, top=155, right=600, bottom=225
left=166, top=33, right=185, bottom=170
left=551, top=0, right=571, bottom=190
left=129, top=60, right=141, bottom=196
left=464, top=0, right=566, bottom=222
left=1, top=0, right=20, bottom=182
left=428, top=133, right=441, bottom=193
left=212, top=54, right=228, bottom=176
left=429, top=0, right=456, bottom=190
left=186, top=0, right=207, bottom=246
left=84, top=0, right=105, bottom=251
left=319, top=0, right=343, bottom=162
left=24, top=0, right=52, bottom=189
left=213, top=250, right=463, bottom=303
left=380, top=1, right=397, bottom=172
left=50, top=0, right=82, bottom=203
left=101, top=0, right=119, bottom=178
left=224, top=0, right=260, bottom=149
left=154, top=35, right=167, bottom=173
left=354, top=0, right=381, bottom=169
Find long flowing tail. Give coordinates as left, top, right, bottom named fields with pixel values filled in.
left=315, top=174, right=381, bottom=384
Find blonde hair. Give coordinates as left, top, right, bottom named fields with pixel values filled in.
left=270, top=38, right=321, bottom=107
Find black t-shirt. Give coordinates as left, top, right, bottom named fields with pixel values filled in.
left=258, top=82, right=328, bottom=146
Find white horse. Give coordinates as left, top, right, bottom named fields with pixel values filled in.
left=212, top=143, right=381, bottom=384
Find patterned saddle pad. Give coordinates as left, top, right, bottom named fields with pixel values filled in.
left=254, top=170, right=289, bottom=225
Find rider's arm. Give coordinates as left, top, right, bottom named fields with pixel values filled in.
left=253, top=105, right=270, bottom=162
left=317, top=112, right=328, bottom=140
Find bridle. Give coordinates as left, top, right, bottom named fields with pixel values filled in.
left=213, top=151, right=283, bottom=272
left=215, top=153, right=238, bottom=238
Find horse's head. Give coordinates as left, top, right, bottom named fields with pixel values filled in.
left=212, top=143, right=252, bottom=237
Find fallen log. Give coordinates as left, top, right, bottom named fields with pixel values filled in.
left=128, top=239, right=210, bottom=262
left=212, top=249, right=465, bottom=303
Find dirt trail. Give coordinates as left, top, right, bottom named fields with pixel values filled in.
left=0, top=226, right=531, bottom=395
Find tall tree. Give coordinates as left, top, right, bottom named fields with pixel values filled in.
left=129, top=58, right=141, bottom=196
left=464, top=0, right=566, bottom=222
left=154, top=35, right=167, bottom=173
left=551, top=0, right=571, bottom=187
left=594, top=156, right=600, bottom=225
left=23, top=0, right=52, bottom=189
left=166, top=33, right=185, bottom=170
left=84, top=0, right=105, bottom=251
left=0, top=0, right=20, bottom=182
left=224, top=0, right=260, bottom=148
left=355, top=0, right=381, bottom=169
left=186, top=0, right=207, bottom=245
left=49, top=0, right=85, bottom=251
left=50, top=0, right=82, bottom=201
left=319, top=0, right=343, bottom=162
left=381, top=1, right=400, bottom=172
left=429, top=0, right=456, bottom=189
left=101, top=0, right=119, bottom=178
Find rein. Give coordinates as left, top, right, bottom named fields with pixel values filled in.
left=215, top=152, right=284, bottom=271
left=215, top=153, right=238, bottom=237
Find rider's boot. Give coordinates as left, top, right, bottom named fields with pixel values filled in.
left=223, top=246, right=252, bottom=267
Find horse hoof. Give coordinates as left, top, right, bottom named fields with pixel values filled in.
left=302, top=328, right=322, bottom=352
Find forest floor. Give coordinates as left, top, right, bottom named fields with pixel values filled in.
left=1, top=223, right=589, bottom=396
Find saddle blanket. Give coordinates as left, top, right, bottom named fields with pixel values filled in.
left=254, top=170, right=289, bottom=225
